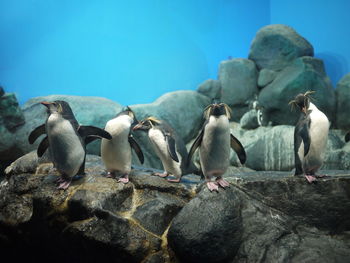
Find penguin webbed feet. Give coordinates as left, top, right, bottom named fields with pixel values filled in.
left=152, top=172, right=168, bottom=178
left=56, top=176, right=72, bottom=190
left=167, top=177, right=181, bottom=183
left=117, top=174, right=129, bottom=184
left=106, top=171, right=129, bottom=184
left=206, top=177, right=230, bottom=192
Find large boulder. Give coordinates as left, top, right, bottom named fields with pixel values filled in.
left=335, top=72, right=350, bottom=130
left=0, top=95, right=123, bottom=162
left=218, top=58, right=258, bottom=121
left=1, top=154, right=350, bottom=263
left=249, top=24, right=314, bottom=71
left=197, top=79, right=221, bottom=100
left=167, top=187, right=243, bottom=263
left=0, top=92, right=25, bottom=131
left=130, top=90, right=210, bottom=169
left=258, top=56, right=335, bottom=125
left=230, top=123, right=346, bottom=171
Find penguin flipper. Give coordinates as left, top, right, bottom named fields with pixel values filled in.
left=128, top=135, right=144, bottom=164
left=29, top=124, right=46, bottom=144
left=230, top=134, right=246, bottom=164
left=166, top=134, right=179, bottom=163
left=345, top=131, right=350, bottom=142
left=187, top=129, right=204, bottom=166
left=78, top=126, right=112, bottom=140
left=37, top=136, right=49, bottom=157
left=297, top=120, right=311, bottom=157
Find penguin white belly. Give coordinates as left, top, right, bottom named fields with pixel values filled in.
left=148, top=128, right=182, bottom=177
left=298, top=109, right=329, bottom=173
left=200, top=116, right=230, bottom=177
left=47, top=114, right=85, bottom=176
left=101, top=119, right=132, bottom=174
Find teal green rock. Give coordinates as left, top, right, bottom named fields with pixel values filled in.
left=335, top=72, right=350, bottom=129
left=249, top=24, right=314, bottom=70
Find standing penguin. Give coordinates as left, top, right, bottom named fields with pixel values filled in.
left=187, top=103, right=246, bottom=192
left=289, top=91, right=330, bottom=183
left=132, top=117, right=190, bottom=182
left=29, top=100, right=112, bottom=189
left=101, top=107, right=144, bottom=183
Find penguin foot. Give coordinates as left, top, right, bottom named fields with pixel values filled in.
left=153, top=172, right=168, bottom=178
left=206, top=182, right=219, bottom=192
left=118, top=175, right=129, bottom=184
left=305, top=175, right=317, bottom=183
left=167, top=178, right=181, bottom=183
left=57, top=178, right=72, bottom=190
left=216, top=178, right=230, bottom=188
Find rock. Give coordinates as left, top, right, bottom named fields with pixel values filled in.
left=168, top=187, right=243, bottom=263
left=257, top=68, right=277, bottom=87
left=240, top=109, right=259, bottom=130
left=258, top=56, right=335, bottom=125
left=0, top=86, right=4, bottom=97
left=197, top=79, right=221, bottom=100
left=0, top=93, right=25, bottom=131
left=335, top=72, right=350, bottom=129
left=0, top=95, right=123, bottom=163
left=1, top=155, right=350, bottom=262
left=230, top=123, right=345, bottom=171
left=130, top=90, right=210, bottom=169
left=218, top=58, right=258, bottom=121
left=244, top=125, right=294, bottom=171
left=228, top=173, right=350, bottom=262
left=133, top=191, right=184, bottom=235
left=249, top=24, right=314, bottom=70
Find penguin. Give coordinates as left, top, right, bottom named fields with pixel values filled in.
left=101, top=107, right=144, bottom=183
left=187, top=102, right=246, bottom=192
left=28, top=100, right=112, bottom=189
left=289, top=91, right=330, bottom=183
left=132, top=117, right=191, bottom=182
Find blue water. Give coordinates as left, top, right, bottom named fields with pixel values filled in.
left=0, top=0, right=349, bottom=106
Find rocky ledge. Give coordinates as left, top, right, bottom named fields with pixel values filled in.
left=1, top=155, right=350, bottom=263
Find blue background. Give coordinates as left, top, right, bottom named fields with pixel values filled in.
left=1, top=0, right=349, bottom=106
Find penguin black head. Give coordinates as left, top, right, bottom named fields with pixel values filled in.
left=117, top=106, right=138, bottom=126
left=41, top=100, right=74, bottom=117
left=289, top=91, right=315, bottom=114
left=132, top=117, right=161, bottom=132
left=204, top=103, right=232, bottom=119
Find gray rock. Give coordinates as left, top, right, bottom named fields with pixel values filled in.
left=258, top=56, right=335, bottom=125
left=257, top=68, right=277, bottom=87
left=1, top=158, right=350, bottom=262
left=130, top=90, right=210, bottom=169
left=231, top=123, right=345, bottom=171
left=168, top=187, right=243, bottom=263
left=133, top=192, right=184, bottom=235
left=218, top=58, right=258, bottom=121
left=0, top=95, right=123, bottom=163
left=335, top=72, right=350, bottom=129
left=229, top=172, right=350, bottom=262
left=0, top=93, right=25, bottom=131
left=245, top=125, right=294, bottom=171
left=249, top=24, right=314, bottom=70
left=197, top=79, right=221, bottom=100
left=240, top=109, right=259, bottom=130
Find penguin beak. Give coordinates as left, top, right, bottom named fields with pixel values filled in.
left=132, top=123, right=142, bottom=131
left=40, top=101, right=51, bottom=108
left=302, top=107, right=307, bottom=114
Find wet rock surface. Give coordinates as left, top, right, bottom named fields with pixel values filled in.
left=1, top=154, right=350, bottom=262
